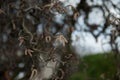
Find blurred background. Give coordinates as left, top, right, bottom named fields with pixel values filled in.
left=0, top=0, right=120, bottom=80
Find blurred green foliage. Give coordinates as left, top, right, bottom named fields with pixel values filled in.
left=69, top=53, right=118, bottom=80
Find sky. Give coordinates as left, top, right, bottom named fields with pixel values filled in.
left=59, top=0, right=120, bottom=56
left=59, top=0, right=106, bottom=54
